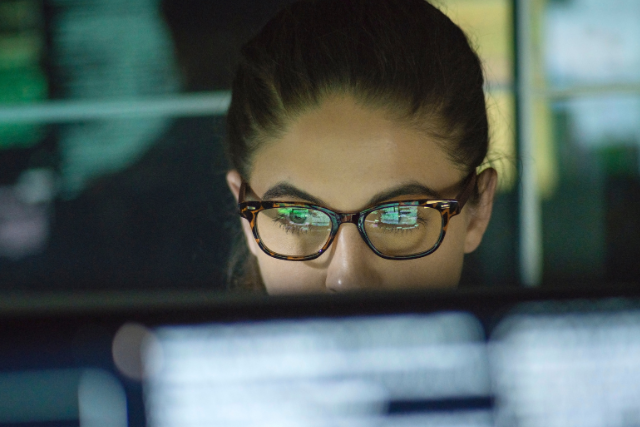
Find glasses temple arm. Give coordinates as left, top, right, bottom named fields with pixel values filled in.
left=239, top=181, right=247, bottom=204
left=455, top=171, right=477, bottom=210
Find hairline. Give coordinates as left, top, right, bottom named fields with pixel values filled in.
left=241, top=89, right=469, bottom=181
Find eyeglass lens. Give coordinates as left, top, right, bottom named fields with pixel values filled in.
left=257, top=207, right=333, bottom=257
left=364, top=205, right=442, bottom=257
left=255, top=205, right=443, bottom=258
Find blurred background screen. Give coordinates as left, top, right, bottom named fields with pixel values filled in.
left=0, top=0, right=638, bottom=290
left=2, top=289, right=640, bottom=426
left=0, top=0, right=296, bottom=290
left=144, top=313, right=492, bottom=426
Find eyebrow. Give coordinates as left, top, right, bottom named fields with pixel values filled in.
left=367, top=182, right=444, bottom=206
left=261, top=181, right=444, bottom=209
left=261, top=183, right=327, bottom=205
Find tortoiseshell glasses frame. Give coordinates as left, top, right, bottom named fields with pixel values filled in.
left=237, top=171, right=477, bottom=261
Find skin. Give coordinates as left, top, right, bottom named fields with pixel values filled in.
left=227, top=95, right=497, bottom=294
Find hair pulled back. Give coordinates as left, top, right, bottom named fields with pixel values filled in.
left=226, top=0, right=489, bottom=180
left=225, top=0, right=489, bottom=291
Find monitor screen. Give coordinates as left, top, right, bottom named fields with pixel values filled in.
left=1, top=286, right=640, bottom=427
left=143, top=313, right=491, bottom=426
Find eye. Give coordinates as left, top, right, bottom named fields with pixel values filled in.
left=289, top=209, right=309, bottom=224
left=269, top=207, right=331, bottom=236
left=278, top=208, right=309, bottom=225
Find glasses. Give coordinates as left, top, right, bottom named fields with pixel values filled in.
left=237, top=172, right=477, bottom=261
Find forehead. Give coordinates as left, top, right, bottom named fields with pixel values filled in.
left=249, top=96, right=463, bottom=211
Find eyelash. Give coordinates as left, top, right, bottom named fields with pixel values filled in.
left=273, top=213, right=428, bottom=235
left=273, top=215, right=309, bottom=235
left=376, top=218, right=428, bottom=233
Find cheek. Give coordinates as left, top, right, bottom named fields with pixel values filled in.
left=257, top=254, right=327, bottom=294
left=377, top=217, right=467, bottom=289
left=392, top=246, right=464, bottom=288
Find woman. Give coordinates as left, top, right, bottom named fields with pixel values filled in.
left=225, top=0, right=498, bottom=293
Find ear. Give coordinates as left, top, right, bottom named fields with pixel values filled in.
left=463, top=167, right=498, bottom=253
left=226, top=169, right=259, bottom=257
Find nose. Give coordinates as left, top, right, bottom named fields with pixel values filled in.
left=325, top=224, right=381, bottom=292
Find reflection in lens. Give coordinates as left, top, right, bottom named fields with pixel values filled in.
left=256, top=207, right=332, bottom=257
left=364, top=205, right=442, bottom=257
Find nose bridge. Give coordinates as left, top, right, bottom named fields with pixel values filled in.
left=338, top=212, right=359, bottom=224
left=325, top=222, right=379, bottom=292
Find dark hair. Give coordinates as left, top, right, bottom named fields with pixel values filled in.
left=225, top=0, right=489, bottom=290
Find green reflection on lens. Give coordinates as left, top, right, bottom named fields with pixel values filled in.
left=379, top=206, right=418, bottom=226
left=277, top=207, right=330, bottom=226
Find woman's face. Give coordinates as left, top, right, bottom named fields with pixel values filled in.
left=228, top=96, right=497, bottom=294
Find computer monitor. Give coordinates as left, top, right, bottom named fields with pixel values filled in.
left=1, top=285, right=640, bottom=427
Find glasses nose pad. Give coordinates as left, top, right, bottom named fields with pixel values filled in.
left=332, top=213, right=369, bottom=250
left=335, top=212, right=376, bottom=254
left=338, top=213, right=357, bottom=223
